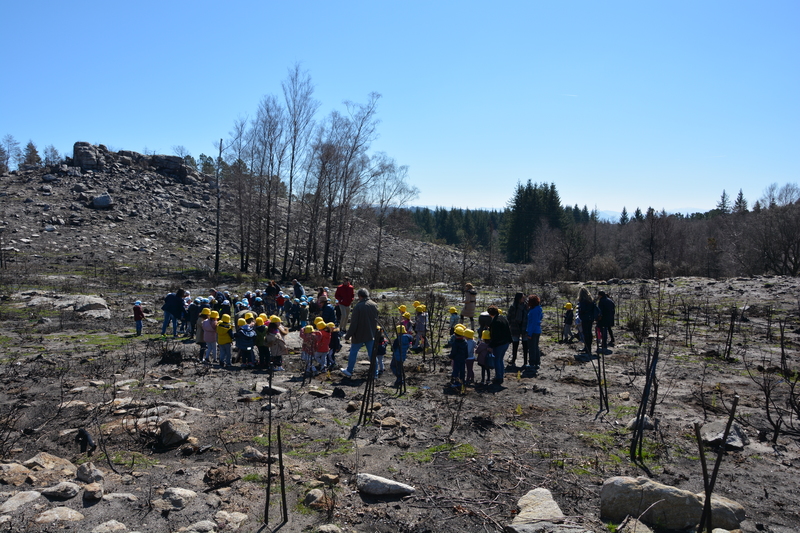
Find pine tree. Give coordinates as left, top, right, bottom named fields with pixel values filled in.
left=716, top=189, right=731, bottom=214
left=733, top=189, right=748, bottom=214
left=619, top=206, right=629, bottom=225
left=22, top=141, right=42, bottom=167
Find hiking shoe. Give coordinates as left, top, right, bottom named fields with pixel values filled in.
left=340, top=368, right=353, bottom=377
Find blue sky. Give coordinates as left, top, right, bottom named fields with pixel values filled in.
left=2, top=1, right=798, bottom=215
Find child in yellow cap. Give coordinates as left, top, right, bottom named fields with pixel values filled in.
left=476, top=330, right=493, bottom=385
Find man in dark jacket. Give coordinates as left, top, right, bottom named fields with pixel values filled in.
left=161, top=288, right=186, bottom=337
left=507, top=292, right=528, bottom=368
left=487, top=305, right=512, bottom=385
left=340, top=288, right=379, bottom=377
left=597, top=290, right=616, bottom=354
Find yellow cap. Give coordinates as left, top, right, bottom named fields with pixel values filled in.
left=454, top=325, right=465, bottom=336
left=259, top=313, right=268, bottom=321
left=200, top=308, right=210, bottom=316
left=413, top=301, right=420, bottom=307
left=464, top=329, right=474, bottom=339
left=255, top=317, right=264, bottom=326
left=327, top=322, right=335, bottom=329
left=221, top=314, right=231, bottom=323
left=449, top=307, right=457, bottom=314
left=314, top=316, right=325, bottom=324
left=210, top=310, right=219, bottom=319
left=398, top=305, right=407, bottom=313
left=303, top=325, right=313, bottom=333
left=237, top=318, right=246, bottom=326
left=403, top=312, right=411, bottom=319
left=316, top=321, right=327, bottom=330
left=482, top=330, right=491, bottom=340
left=396, top=324, right=405, bottom=335
left=244, top=312, right=254, bottom=320
left=564, top=303, right=573, bottom=310
left=270, top=316, right=281, bottom=324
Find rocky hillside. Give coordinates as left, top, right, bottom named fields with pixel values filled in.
left=0, top=142, right=523, bottom=287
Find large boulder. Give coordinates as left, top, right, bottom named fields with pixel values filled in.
left=600, top=476, right=745, bottom=531
left=90, top=192, right=114, bottom=209
left=701, top=421, right=749, bottom=450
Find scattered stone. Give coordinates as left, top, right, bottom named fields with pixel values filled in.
left=102, top=492, right=138, bottom=502
left=331, top=387, right=346, bottom=398
left=34, top=506, right=85, bottom=523
left=160, top=419, right=191, bottom=447
left=316, top=525, right=342, bottom=533
left=89, top=380, right=106, bottom=387
left=242, top=446, right=275, bottom=464
left=160, top=487, right=198, bottom=510
left=626, top=415, right=655, bottom=431
left=305, top=488, right=326, bottom=507
left=76, top=462, right=104, bottom=483
left=378, top=416, right=401, bottom=428
left=355, top=473, right=415, bottom=496
left=0, top=463, right=32, bottom=486
left=255, top=382, right=288, bottom=395
left=23, top=452, right=77, bottom=474
left=41, top=481, right=80, bottom=500
left=214, top=510, right=248, bottom=530
left=0, top=490, right=41, bottom=513
left=83, top=482, right=104, bottom=500
left=318, top=473, right=340, bottom=485
left=261, top=403, right=276, bottom=411
left=308, top=388, right=333, bottom=398
left=600, top=476, right=745, bottom=531
left=618, top=391, right=630, bottom=401
left=92, top=519, right=128, bottom=533
left=701, top=421, right=749, bottom=450
left=90, top=192, right=114, bottom=209
left=180, top=520, right=217, bottom=532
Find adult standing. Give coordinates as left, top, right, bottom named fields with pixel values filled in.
left=340, top=288, right=379, bottom=377
left=487, top=305, right=512, bottom=385
left=460, top=283, right=478, bottom=329
left=507, top=292, right=529, bottom=368
left=292, top=279, right=305, bottom=299
left=334, top=278, right=355, bottom=332
left=161, top=288, right=186, bottom=337
left=264, top=280, right=281, bottom=315
left=596, top=290, right=616, bottom=354
left=577, top=287, right=596, bottom=354
left=525, top=295, right=543, bottom=372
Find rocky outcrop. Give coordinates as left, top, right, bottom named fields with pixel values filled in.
left=355, top=473, right=415, bottom=496
left=72, top=142, right=203, bottom=183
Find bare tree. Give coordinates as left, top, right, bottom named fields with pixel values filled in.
left=1, top=135, right=21, bottom=170
left=281, top=64, right=320, bottom=279
left=43, top=145, right=61, bottom=167
left=366, top=153, right=418, bottom=285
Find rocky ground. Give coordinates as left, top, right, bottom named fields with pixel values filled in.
left=0, top=275, right=798, bottom=533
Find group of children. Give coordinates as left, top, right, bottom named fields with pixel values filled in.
left=299, top=317, right=343, bottom=375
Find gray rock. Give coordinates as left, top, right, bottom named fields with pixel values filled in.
left=316, top=526, right=342, bottom=533
left=242, top=446, right=275, bottom=464
left=308, top=389, right=333, bottom=398
left=162, top=487, right=197, bottom=510
left=355, top=473, right=415, bottom=496
left=305, top=488, right=325, bottom=507
left=0, top=490, right=41, bottom=513
left=214, top=510, right=247, bottom=530
left=42, top=174, right=58, bottom=182
left=41, top=481, right=80, bottom=499
left=180, top=199, right=203, bottom=209
left=618, top=516, right=654, bottom=533
left=102, top=492, right=138, bottom=502
left=34, top=506, right=84, bottom=523
left=183, top=519, right=217, bottom=532
left=701, top=421, right=749, bottom=450
left=0, top=463, right=32, bottom=485
left=91, top=192, right=114, bottom=209
left=160, top=419, right=191, bottom=447
left=626, top=415, right=655, bottom=430
left=255, top=382, right=288, bottom=395
left=600, top=476, right=745, bottom=531
left=92, top=520, right=127, bottom=533
left=76, top=462, right=104, bottom=483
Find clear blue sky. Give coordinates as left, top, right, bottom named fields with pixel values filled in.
left=2, top=1, right=798, bottom=215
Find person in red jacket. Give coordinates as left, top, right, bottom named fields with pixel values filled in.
left=334, top=278, right=355, bottom=333
left=133, top=300, right=145, bottom=336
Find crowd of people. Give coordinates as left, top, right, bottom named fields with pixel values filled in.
left=142, top=280, right=615, bottom=390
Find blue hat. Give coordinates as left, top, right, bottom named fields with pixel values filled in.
left=134, top=300, right=141, bottom=305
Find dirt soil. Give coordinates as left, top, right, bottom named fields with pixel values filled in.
left=0, top=276, right=799, bottom=533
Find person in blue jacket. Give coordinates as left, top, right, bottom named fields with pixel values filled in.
left=525, top=294, right=543, bottom=372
